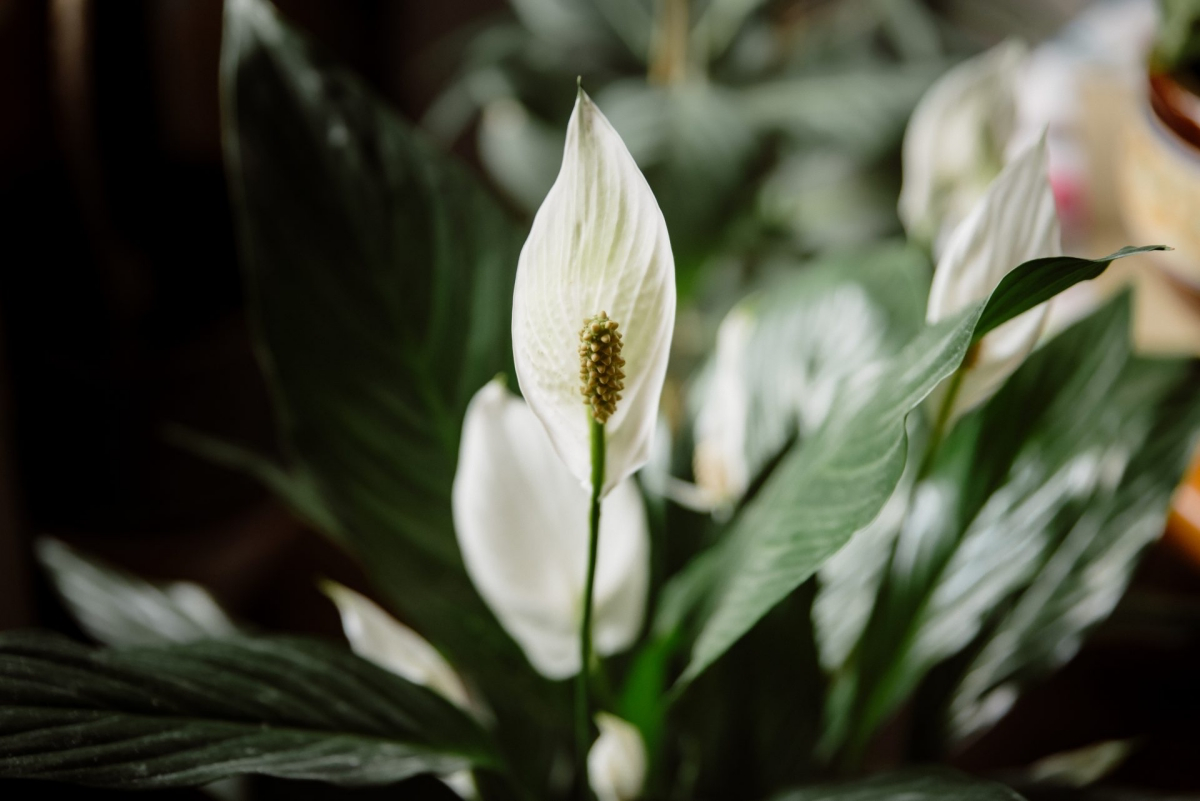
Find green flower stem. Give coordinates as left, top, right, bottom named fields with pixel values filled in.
left=576, top=414, right=606, bottom=799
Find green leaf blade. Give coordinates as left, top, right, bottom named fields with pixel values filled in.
left=219, top=0, right=563, bottom=762
left=674, top=244, right=1172, bottom=690
left=0, top=633, right=497, bottom=789
left=973, top=246, right=1167, bottom=342
left=774, top=769, right=1027, bottom=801
left=678, top=304, right=982, bottom=687
left=822, top=293, right=1200, bottom=758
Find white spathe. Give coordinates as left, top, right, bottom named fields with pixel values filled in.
left=452, top=380, right=650, bottom=679
left=928, top=134, right=1062, bottom=419
left=321, top=581, right=475, bottom=712
left=512, top=88, right=676, bottom=498
left=588, top=713, right=647, bottom=801
left=321, top=581, right=480, bottom=799
left=899, top=39, right=1028, bottom=255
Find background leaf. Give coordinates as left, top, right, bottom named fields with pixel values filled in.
left=773, top=768, right=1027, bottom=801
left=165, top=426, right=343, bottom=541
left=820, top=294, right=1200, bottom=761
left=35, top=540, right=240, bottom=648
left=675, top=299, right=982, bottom=688
left=0, top=632, right=497, bottom=788
left=672, top=245, right=1150, bottom=689
left=688, top=243, right=929, bottom=505
left=220, top=0, right=563, bottom=788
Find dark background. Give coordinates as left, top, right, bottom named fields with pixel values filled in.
left=2, top=0, right=1200, bottom=797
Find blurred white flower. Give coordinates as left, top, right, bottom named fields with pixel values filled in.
left=321, top=581, right=479, bottom=798
left=899, top=40, right=1028, bottom=254
left=452, top=379, right=650, bottom=679
left=588, top=713, right=647, bottom=801
left=691, top=306, right=754, bottom=507
left=512, top=88, right=675, bottom=497
left=690, top=280, right=890, bottom=510
left=928, top=135, right=1062, bottom=420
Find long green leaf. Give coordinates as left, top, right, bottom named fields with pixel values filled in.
left=822, top=294, right=1200, bottom=759
left=0, top=632, right=496, bottom=788
left=973, top=246, right=1166, bottom=341
left=674, top=246, right=1155, bottom=688
left=773, top=769, right=1027, bottom=801
left=221, top=0, right=558, bottom=741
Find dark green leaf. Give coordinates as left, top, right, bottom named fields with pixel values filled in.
left=221, top=0, right=562, bottom=787
left=0, top=632, right=497, bottom=788
left=823, top=294, right=1200, bottom=759
left=773, top=769, right=1027, bottom=801
left=973, top=246, right=1167, bottom=342
left=221, top=0, right=555, bottom=710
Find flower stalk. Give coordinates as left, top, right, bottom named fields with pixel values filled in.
left=577, top=412, right=606, bottom=798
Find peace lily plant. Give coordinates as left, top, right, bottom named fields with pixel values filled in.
left=4, top=3, right=1196, bottom=801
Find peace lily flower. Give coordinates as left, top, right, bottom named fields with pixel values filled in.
left=587, top=713, right=647, bottom=801
left=511, top=87, right=676, bottom=497
left=928, top=134, right=1061, bottom=421
left=321, top=581, right=479, bottom=798
left=451, top=379, right=650, bottom=679
left=899, top=39, right=1027, bottom=255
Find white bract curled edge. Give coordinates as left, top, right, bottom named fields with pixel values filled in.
left=899, top=39, right=1028, bottom=255
left=512, top=88, right=676, bottom=497
left=928, top=134, right=1062, bottom=421
left=321, top=581, right=480, bottom=798
left=588, top=713, right=647, bottom=801
left=452, top=380, right=650, bottom=679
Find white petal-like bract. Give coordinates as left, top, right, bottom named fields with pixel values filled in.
left=322, top=581, right=474, bottom=712
left=588, top=713, right=647, bottom=801
left=928, top=135, right=1062, bottom=418
left=322, top=582, right=480, bottom=797
left=452, top=380, right=650, bottom=679
left=512, top=89, right=676, bottom=497
left=899, top=40, right=1027, bottom=254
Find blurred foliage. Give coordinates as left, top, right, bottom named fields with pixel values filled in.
left=1154, top=0, right=1200, bottom=78
left=426, top=0, right=969, bottom=303
left=815, top=294, right=1200, bottom=765
left=36, top=539, right=241, bottom=647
